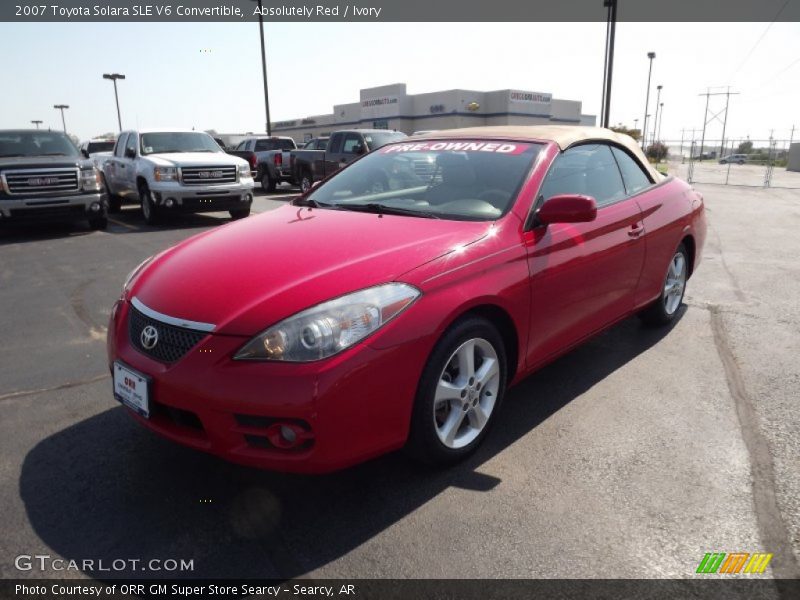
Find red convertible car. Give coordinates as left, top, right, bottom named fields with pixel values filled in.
left=107, top=126, right=706, bottom=473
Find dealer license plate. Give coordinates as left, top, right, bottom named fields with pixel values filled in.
left=113, top=361, right=151, bottom=418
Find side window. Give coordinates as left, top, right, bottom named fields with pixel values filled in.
left=114, top=133, right=128, bottom=157
left=328, top=133, right=343, bottom=154
left=611, top=146, right=652, bottom=195
left=342, top=133, right=362, bottom=154
left=235, top=141, right=247, bottom=151
left=539, top=143, right=626, bottom=208
left=124, top=133, right=137, bottom=157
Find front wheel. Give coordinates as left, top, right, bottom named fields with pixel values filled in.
left=299, top=171, right=313, bottom=194
left=639, top=243, right=688, bottom=326
left=406, top=316, right=507, bottom=465
left=139, top=183, right=159, bottom=226
left=229, top=208, right=251, bottom=220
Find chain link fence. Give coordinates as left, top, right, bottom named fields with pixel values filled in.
left=658, top=139, right=800, bottom=188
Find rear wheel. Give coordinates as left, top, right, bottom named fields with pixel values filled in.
left=639, top=243, right=688, bottom=326
left=261, top=172, right=276, bottom=193
left=139, top=182, right=159, bottom=226
left=299, top=171, right=313, bottom=194
left=406, top=316, right=507, bottom=465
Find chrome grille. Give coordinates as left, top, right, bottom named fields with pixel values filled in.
left=128, top=305, right=207, bottom=364
left=2, top=168, right=80, bottom=195
left=181, top=166, right=237, bottom=185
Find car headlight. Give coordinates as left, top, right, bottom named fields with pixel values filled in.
left=234, top=283, right=420, bottom=362
left=237, top=163, right=252, bottom=178
left=123, top=255, right=154, bottom=293
left=80, top=167, right=102, bottom=191
left=153, top=166, right=178, bottom=182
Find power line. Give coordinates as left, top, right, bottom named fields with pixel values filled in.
left=727, top=0, right=790, bottom=83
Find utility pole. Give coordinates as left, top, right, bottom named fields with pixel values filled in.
left=31, top=120, right=42, bottom=129
left=652, top=85, right=663, bottom=146
left=698, top=88, right=739, bottom=160
left=657, top=103, right=664, bottom=142
left=53, top=105, right=69, bottom=133
left=254, top=0, right=272, bottom=135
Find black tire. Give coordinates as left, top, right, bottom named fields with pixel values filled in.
left=406, top=316, right=507, bottom=466
left=139, top=182, right=160, bottom=226
left=299, top=171, right=313, bottom=194
left=88, top=215, right=108, bottom=230
left=108, top=195, right=122, bottom=213
left=261, top=171, right=276, bottom=193
left=639, top=243, right=689, bottom=327
left=229, top=208, right=251, bottom=220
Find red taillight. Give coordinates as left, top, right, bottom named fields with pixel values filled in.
left=250, top=154, right=257, bottom=169
left=273, top=153, right=282, bottom=166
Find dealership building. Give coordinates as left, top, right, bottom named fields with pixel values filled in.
left=270, top=83, right=596, bottom=142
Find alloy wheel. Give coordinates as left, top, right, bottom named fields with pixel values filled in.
left=663, top=252, right=687, bottom=315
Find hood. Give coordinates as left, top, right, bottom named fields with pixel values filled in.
left=146, top=152, right=247, bottom=168
left=0, top=156, right=84, bottom=170
left=131, top=205, right=490, bottom=335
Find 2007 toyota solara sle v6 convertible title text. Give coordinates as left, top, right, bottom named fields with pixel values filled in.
left=107, top=126, right=706, bottom=473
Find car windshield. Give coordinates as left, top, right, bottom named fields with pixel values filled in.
left=0, top=131, right=79, bottom=158
left=87, top=141, right=115, bottom=154
left=307, top=140, right=542, bottom=221
left=140, top=132, right=221, bottom=155
left=363, top=131, right=407, bottom=150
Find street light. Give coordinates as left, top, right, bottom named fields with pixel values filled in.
left=600, top=0, right=618, bottom=128
left=102, top=73, right=126, bottom=131
left=31, top=120, right=43, bottom=129
left=642, top=51, right=656, bottom=150
left=657, top=102, right=664, bottom=142
left=251, top=0, right=272, bottom=135
left=652, top=85, right=663, bottom=145
left=53, top=105, right=69, bottom=133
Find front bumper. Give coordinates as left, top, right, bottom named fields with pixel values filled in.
left=0, top=191, right=106, bottom=222
left=107, top=299, right=429, bottom=473
left=149, top=179, right=255, bottom=213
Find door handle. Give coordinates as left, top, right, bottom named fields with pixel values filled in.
left=628, top=222, right=644, bottom=238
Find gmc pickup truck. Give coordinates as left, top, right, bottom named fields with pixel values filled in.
left=103, top=129, right=254, bottom=224
left=290, top=129, right=406, bottom=192
left=0, top=129, right=108, bottom=229
left=228, top=136, right=296, bottom=192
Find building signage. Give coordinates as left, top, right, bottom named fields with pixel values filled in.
left=509, top=91, right=552, bottom=104
left=361, top=96, right=399, bottom=108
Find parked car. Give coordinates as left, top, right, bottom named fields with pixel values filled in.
left=80, top=138, right=116, bottom=191
left=290, top=129, right=407, bottom=193
left=0, top=129, right=107, bottom=229
left=108, top=125, right=706, bottom=473
left=103, top=129, right=254, bottom=222
left=227, top=136, right=297, bottom=192
left=719, top=153, right=747, bottom=165
left=301, top=137, right=329, bottom=150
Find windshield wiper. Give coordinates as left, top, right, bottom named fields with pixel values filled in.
left=0, top=154, right=24, bottom=158
left=41, top=152, right=68, bottom=156
left=293, top=197, right=338, bottom=208
left=335, top=203, right=440, bottom=219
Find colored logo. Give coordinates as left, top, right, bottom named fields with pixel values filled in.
left=696, top=552, right=773, bottom=574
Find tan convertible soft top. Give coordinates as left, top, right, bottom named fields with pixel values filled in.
left=419, top=125, right=661, bottom=181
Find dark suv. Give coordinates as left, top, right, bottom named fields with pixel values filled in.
left=0, top=129, right=108, bottom=229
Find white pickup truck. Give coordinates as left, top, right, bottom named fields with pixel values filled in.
left=103, top=129, right=254, bottom=224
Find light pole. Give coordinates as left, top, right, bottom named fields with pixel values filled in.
left=102, top=73, right=126, bottom=131
left=600, top=0, right=618, bottom=128
left=642, top=51, right=656, bottom=150
left=252, top=0, right=272, bottom=135
left=31, top=120, right=42, bottom=129
left=53, top=105, right=69, bottom=133
left=652, top=85, right=663, bottom=145
left=657, top=102, right=664, bottom=142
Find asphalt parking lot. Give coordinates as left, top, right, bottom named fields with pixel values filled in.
left=0, top=183, right=799, bottom=581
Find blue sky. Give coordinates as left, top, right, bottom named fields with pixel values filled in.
left=1, top=21, right=798, bottom=142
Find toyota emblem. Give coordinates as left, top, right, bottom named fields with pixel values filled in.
left=140, top=325, right=159, bottom=350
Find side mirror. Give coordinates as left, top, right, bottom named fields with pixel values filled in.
left=81, top=149, right=90, bottom=159
left=536, top=194, right=597, bottom=225
left=124, top=147, right=136, bottom=159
